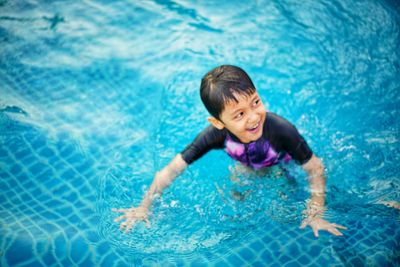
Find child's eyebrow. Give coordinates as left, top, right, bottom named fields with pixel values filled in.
left=229, top=108, right=242, bottom=116
left=251, top=94, right=259, bottom=100
left=229, top=95, right=259, bottom=115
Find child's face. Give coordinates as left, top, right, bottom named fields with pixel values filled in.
left=211, top=92, right=266, bottom=143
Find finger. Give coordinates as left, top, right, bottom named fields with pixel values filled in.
left=124, top=222, right=132, bottom=234
left=331, top=224, right=347, bottom=230
left=112, top=208, right=127, bottom=213
left=114, top=215, right=126, bottom=223
left=124, top=220, right=135, bottom=234
left=313, top=227, right=319, bottom=237
left=300, top=220, right=308, bottom=229
left=145, top=219, right=151, bottom=228
left=327, top=227, right=343, bottom=236
left=119, top=221, right=127, bottom=231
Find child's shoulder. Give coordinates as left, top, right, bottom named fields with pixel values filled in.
left=265, top=112, right=295, bottom=128
left=194, top=124, right=227, bottom=146
left=265, top=112, right=298, bottom=137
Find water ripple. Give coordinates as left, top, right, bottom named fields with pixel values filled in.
left=1, top=0, right=399, bottom=265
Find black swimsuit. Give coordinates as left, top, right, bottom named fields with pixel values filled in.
left=181, top=112, right=313, bottom=169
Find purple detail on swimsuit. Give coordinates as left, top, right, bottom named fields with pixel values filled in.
left=225, top=139, right=245, bottom=159
left=283, top=153, right=292, bottom=163
left=225, top=135, right=290, bottom=169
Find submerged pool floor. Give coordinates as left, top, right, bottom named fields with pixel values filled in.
left=1, top=0, right=399, bottom=266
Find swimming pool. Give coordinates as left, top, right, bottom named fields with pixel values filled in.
left=1, top=0, right=399, bottom=266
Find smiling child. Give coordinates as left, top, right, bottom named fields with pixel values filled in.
left=113, top=65, right=347, bottom=237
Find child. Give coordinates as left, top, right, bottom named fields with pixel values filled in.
left=113, top=65, right=347, bottom=237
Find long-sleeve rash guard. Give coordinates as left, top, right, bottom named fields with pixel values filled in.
left=181, top=112, right=313, bottom=169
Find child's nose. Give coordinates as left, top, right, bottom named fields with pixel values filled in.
left=248, top=112, right=259, bottom=124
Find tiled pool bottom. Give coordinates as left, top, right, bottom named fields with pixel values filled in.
left=0, top=125, right=399, bottom=266
left=1, top=0, right=400, bottom=263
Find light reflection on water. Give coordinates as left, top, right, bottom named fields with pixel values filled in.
left=0, top=0, right=399, bottom=266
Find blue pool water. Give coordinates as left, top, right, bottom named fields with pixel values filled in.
left=1, top=0, right=399, bottom=266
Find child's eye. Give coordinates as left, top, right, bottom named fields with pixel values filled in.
left=254, top=99, right=260, bottom=106
left=235, top=112, right=244, bottom=120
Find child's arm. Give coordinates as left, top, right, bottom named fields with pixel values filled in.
left=299, top=154, right=347, bottom=237
left=113, top=154, right=187, bottom=233
left=302, top=154, right=326, bottom=207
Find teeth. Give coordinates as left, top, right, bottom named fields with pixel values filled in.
left=250, top=122, right=259, bottom=130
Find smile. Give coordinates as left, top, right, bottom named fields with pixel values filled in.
left=247, top=121, right=261, bottom=133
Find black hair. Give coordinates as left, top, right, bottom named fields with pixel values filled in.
left=200, top=65, right=256, bottom=120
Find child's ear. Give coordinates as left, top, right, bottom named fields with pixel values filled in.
left=207, top=117, right=225, bottom=130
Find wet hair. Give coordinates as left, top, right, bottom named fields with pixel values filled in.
left=200, top=65, right=256, bottom=120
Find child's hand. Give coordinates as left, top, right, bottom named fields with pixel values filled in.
left=300, top=216, right=347, bottom=237
left=112, top=206, right=150, bottom=233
